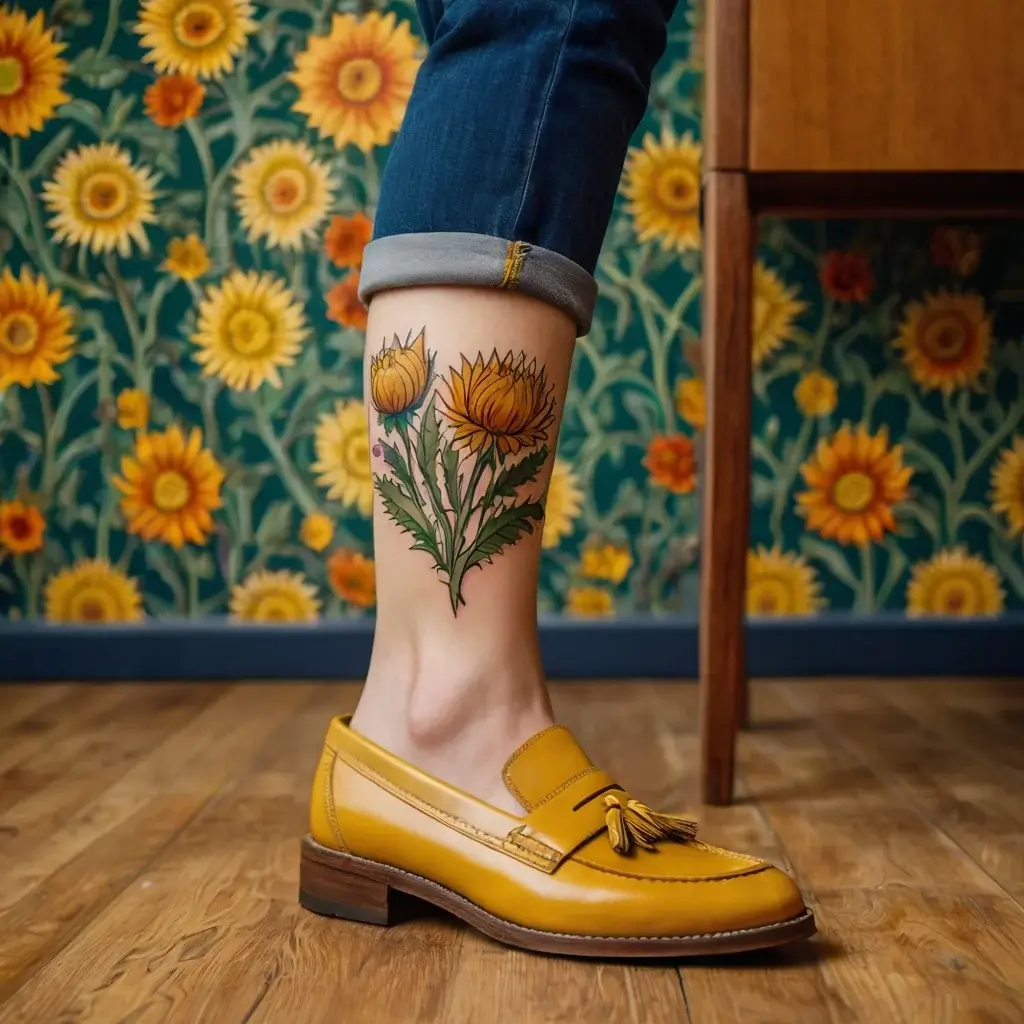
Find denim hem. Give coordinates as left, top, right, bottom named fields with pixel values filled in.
left=358, top=232, right=598, bottom=336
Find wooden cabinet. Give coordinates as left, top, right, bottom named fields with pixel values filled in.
left=748, top=0, right=1024, bottom=172
left=699, top=0, right=1024, bottom=806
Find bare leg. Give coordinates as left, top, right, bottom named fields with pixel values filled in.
left=350, top=286, right=574, bottom=813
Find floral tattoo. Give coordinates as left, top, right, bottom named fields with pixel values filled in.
left=370, top=328, right=555, bottom=613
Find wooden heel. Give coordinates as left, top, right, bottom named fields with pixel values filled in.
left=298, top=837, right=420, bottom=926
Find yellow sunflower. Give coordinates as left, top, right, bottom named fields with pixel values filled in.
left=675, top=376, right=706, bottom=429
left=542, top=459, right=583, bottom=549
left=233, top=139, right=334, bottom=250
left=192, top=270, right=308, bottom=390
left=0, top=6, right=69, bottom=137
left=906, top=548, right=1004, bottom=617
left=290, top=11, right=420, bottom=152
left=161, top=233, right=210, bottom=280
left=440, top=350, right=555, bottom=457
left=621, top=129, right=702, bottom=251
left=796, top=424, right=912, bottom=547
left=43, top=143, right=159, bottom=257
left=0, top=498, right=45, bottom=554
left=565, top=586, right=614, bottom=617
left=580, top=542, right=632, bottom=585
left=44, top=558, right=144, bottom=623
left=135, top=0, right=256, bottom=80
left=753, top=262, right=807, bottom=367
left=0, top=266, right=74, bottom=388
left=894, top=291, right=992, bottom=393
left=794, top=369, right=838, bottom=418
left=113, top=424, right=224, bottom=548
left=229, top=569, right=320, bottom=622
left=747, top=546, right=824, bottom=617
left=990, top=437, right=1024, bottom=536
left=299, top=512, right=334, bottom=552
left=312, top=399, right=373, bottom=515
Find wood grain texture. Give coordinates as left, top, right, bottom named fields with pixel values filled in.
left=2, top=680, right=1024, bottom=1023
left=749, top=0, right=1024, bottom=172
left=705, top=0, right=749, bottom=170
left=699, top=172, right=753, bottom=806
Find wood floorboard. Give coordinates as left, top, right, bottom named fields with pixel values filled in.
left=0, top=678, right=1022, bottom=1023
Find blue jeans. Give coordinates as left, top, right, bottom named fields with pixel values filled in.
left=359, top=0, right=678, bottom=335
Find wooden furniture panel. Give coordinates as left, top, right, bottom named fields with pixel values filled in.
left=749, top=0, right=1024, bottom=172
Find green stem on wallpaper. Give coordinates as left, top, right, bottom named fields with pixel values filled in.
left=252, top=397, right=318, bottom=515
left=35, top=383, right=56, bottom=498
left=104, top=256, right=149, bottom=391
left=96, top=0, right=122, bottom=59
left=859, top=544, right=875, bottom=613
left=181, top=549, right=201, bottom=618
left=769, top=416, right=814, bottom=549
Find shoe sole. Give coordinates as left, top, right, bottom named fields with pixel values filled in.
left=298, top=835, right=817, bottom=958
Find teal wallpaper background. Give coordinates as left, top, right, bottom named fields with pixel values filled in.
left=2, top=0, right=1024, bottom=623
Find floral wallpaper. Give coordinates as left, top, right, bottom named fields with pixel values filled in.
left=1, top=0, right=1023, bottom=625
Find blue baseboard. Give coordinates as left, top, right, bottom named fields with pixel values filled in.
left=2, top=614, right=1023, bottom=682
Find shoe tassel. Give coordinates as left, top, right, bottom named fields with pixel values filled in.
left=603, top=793, right=698, bottom=855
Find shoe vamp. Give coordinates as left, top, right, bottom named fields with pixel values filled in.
left=571, top=832, right=766, bottom=880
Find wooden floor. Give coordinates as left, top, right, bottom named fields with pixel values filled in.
left=0, top=680, right=1023, bottom=1023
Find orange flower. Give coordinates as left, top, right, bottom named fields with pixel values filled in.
left=143, top=73, right=205, bottom=127
left=327, top=547, right=376, bottom=607
left=644, top=435, right=696, bottom=494
left=820, top=251, right=874, bottom=303
left=0, top=499, right=45, bottom=553
left=326, top=273, right=367, bottom=330
left=324, top=212, right=372, bottom=268
left=931, top=226, right=982, bottom=277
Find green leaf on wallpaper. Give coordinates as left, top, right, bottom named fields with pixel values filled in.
left=896, top=500, right=941, bottom=543
left=69, top=48, right=128, bottom=89
left=799, top=537, right=860, bottom=591
left=56, top=467, right=83, bottom=511
left=1, top=186, right=29, bottom=239
left=28, top=127, right=75, bottom=179
left=188, top=551, right=216, bottom=581
left=255, top=500, right=293, bottom=550
left=990, top=537, right=1024, bottom=601
left=904, top=399, right=943, bottom=437
left=621, top=389, right=659, bottom=433
left=750, top=472, right=775, bottom=506
left=56, top=98, right=103, bottom=135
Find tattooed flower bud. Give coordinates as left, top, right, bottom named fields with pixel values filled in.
left=441, top=349, right=555, bottom=457
left=370, top=328, right=430, bottom=416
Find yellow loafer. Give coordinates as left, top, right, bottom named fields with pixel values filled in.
left=299, top=717, right=815, bottom=957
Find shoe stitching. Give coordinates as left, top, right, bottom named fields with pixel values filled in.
left=500, top=724, right=565, bottom=811
left=533, top=766, right=601, bottom=809
left=571, top=855, right=771, bottom=883
left=310, top=841, right=811, bottom=944
left=323, top=748, right=347, bottom=851
left=330, top=745, right=561, bottom=871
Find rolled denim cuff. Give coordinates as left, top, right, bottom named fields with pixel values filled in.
left=358, top=232, right=598, bottom=336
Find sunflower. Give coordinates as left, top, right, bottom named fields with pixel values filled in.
left=44, top=558, right=144, bottom=622
left=324, top=211, right=373, bottom=268
left=116, top=388, right=150, bottom=430
left=327, top=547, right=376, bottom=607
left=752, top=262, right=806, bottom=367
left=990, top=437, right=1024, bottom=536
left=440, top=350, right=555, bottom=457
left=325, top=273, right=367, bottom=329
left=819, top=250, right=874, bottom=303
left=894, top=291, right=991, bottom=393
left=621, top=129, right=702, bottom=251
left=290, top=11, right=420, bottom=151
left=0, top=6, right=69, bottom=137
left=542, top=458, right=583, bottom=549
left=113, top=424, right=224, bottom=548
left=312, top=399, right=373, bottom=515
left=43, top=143, right=159, bottom=257
left=161, top=233, right=210, bottom=280
left=0, top=498, right=44, bottom=553
left=906, top=548, right=1004, bottom=617
left=580, top=543, right=632, bottom=585
left=229, top=569, right=321, bottom=622
left=793, top=369, right=838, bottom=418
left=565, top=586, right=614, bottom=617
left=644, top=435, right=696, bottom=494
left=143, top=73, right=205, bottom=127
left=0, top=266, right=74, bottom=388
left=233, top=140, right=334, bottom=250
left=746, top=546, right=823, bottom=617
left=675, top=377, right=706, bottom=430
left=192, top=270, right=308, bottom=391
left=299, top=512, right=334, bottom=552
left=370, top=328, right=430, bottom=417
left=135, top=0, right=256, bottom=80
left=796, top=424, right=912, bottom=547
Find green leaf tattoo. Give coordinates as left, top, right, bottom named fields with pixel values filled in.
left=370, top=330, right=556, bottom=614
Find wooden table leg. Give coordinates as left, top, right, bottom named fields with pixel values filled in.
left=699, top=170, right=753, bottom=806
